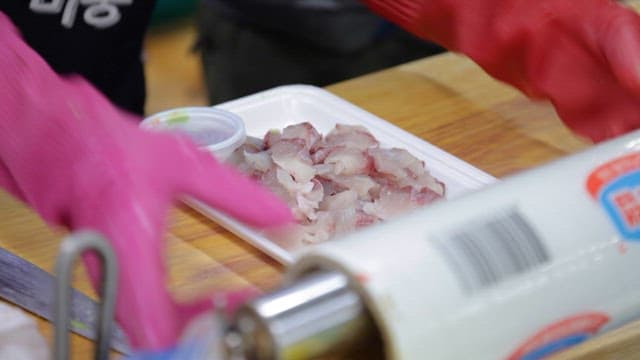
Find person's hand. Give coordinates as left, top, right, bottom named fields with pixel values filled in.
left=363, top=0, right=640, bottom=142
left=0, top=13, right=292, bottom=351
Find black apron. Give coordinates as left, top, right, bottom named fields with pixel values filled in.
left=1, top=1, right=157, bottom=115
left=197, top=0, right=443, bottom=104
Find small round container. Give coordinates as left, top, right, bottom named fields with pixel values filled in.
left=141, top=107, right=246, bottom=160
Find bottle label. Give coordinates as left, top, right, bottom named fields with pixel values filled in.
left=507, top=312, right=609, bottom=360
left=587, top=153, right=640, bottom=241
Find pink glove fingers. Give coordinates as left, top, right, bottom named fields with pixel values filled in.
left=0, top=11, right=293, bottom=352
left=175, top=147, right=293, bottom=228
left=73, top=190, right=175, bottom=349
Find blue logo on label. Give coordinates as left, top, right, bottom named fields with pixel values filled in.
left=599, top=171, right=640, bottom=241
left=509, top=313, right=609, bottom=360
left=521, top=334, right=589, bottom=360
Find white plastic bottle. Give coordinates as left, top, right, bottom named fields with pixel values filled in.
left=224, top=129, right=640, bottom=359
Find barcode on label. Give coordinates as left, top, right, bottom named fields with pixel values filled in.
left=434, top=208, right=549, bottom=294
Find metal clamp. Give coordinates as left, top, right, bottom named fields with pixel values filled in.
left=54, top=231, right=118, bottom=360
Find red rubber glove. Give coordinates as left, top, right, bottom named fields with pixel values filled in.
left=0, top=13, right=292, bottom=351
left=363, top=0, right=640, bottom=142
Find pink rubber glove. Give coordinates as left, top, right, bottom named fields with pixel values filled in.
left=0, top=13, right=292, bottom=351
left=363, top=0, right=640, bottom=142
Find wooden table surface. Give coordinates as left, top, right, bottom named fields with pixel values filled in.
left=3, top=46, right=640, bottom=358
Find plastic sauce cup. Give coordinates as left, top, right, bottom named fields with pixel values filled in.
left=141, top=107, right=246, bottom=161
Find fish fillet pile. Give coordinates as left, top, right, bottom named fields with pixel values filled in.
left=228, top=122, right=445, bottom=246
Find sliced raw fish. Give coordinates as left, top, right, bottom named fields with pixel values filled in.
left=227, top=122, right=446, bottom=246
left=281, top=122, right=321, bottom=150
left=323, top=147, right=372, bottom=176
left=316, top=124, right=379, bottom=151
left=320, top=190, right=359, bottom=211
left=270, top=139, right=316, bottom=183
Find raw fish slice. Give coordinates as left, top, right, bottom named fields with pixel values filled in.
left=318, top=177, right=343, bottom=198
left=411, top=186, right=443, bottom=205
left=226, top=137, right=265, bottom=171
left=311, top=147, right=333, bottom=164
left=316, top=124, right=379, bottom=151
left=369, top=147, right=445, bottom=195
left=244, top=136, right=265, bottom=152
left=315, top=160, right=377, bottom=198
left=362, top=188, right=414, bottom=220
left=304, top=207, right=378, bottom=244
left=369, top=147, right=425, bottom=180
left=295, top=179, right=324, bottom=221
left=281, top=122, right=321, bottom=150
left=243, top=150, right=273, bottom=173
left=323, top=147, right=372, bottom=176
left=310, top=209, right=354, bottom=242
left=264, top=129, right=282, bottom=148
left=363, top=186, right=443, bottom=220
left=270, top=139, right=316, bottom=183
left=319, top=173, right=379, bottom=200
left=260, top=167, right=296, bottom=208
left=304, top=211, right=334, bottom=243
left=401, top=172, right=445, bottom=196
left=332, top=208, right=360, bottom=237
left=226, top=147, right=246, bottom=169
left=332, top=208, right=379, bottom=238
left=320, top=190, right=359, bottom=211
left=355, top=211, right=379, bottom=227
left=275, top=168, right=314, bottom=194
left=313, top=163, right=334, bottom=177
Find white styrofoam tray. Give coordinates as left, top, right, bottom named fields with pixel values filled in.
left=188, top=85, right=498, bottom=264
